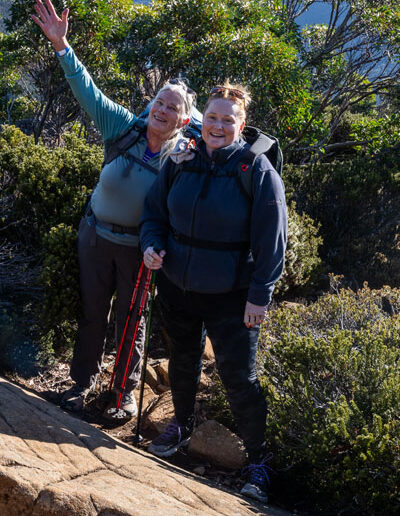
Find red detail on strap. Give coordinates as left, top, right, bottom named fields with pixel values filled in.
left=241, top=164, right=249, bottom=172
left=185, top=138, right=196, bottom=150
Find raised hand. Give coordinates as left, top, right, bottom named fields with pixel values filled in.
left=31, top=0, right=69, bottom=51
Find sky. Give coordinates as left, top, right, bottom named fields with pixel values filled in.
left=297, top=2, right=334, bottom=26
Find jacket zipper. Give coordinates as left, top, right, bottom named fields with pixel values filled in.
left=182, top=160, right=215, bottom=290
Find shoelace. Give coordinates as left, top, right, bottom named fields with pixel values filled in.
left=156, top=418, right=181, bottom=444
left=242, top=453, right=274, bottom=487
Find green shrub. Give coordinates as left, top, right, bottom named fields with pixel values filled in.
left=0, top=125, right=103, bottom=354
left=284, top=153, right=400, bottom=289
left=259, top=282, right=400, bottom=514
left=40, top=224, right=80, bottom=354
left=0, top=304, right=40, bottom=375
left=327, top=110, right=372, bottom=146
left=276, top=203, right=322, bottom=295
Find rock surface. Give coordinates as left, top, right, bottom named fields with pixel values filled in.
left=144, top=390, right=175, bottom=432
left=0, top=376, right=291, bottom=515
left=189, top=420, right=247, bottom=470
left=154, top=360, right=170, bottom=386
left=203, top=337, right=215, bottom=361
left=144, top=364, right=159, bottom=389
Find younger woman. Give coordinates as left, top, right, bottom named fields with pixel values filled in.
left=140, top=83, right=287, bottom=503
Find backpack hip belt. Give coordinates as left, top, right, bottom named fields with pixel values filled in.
left=96, top=219, right=139, bottom=235
left=86, top=205, right=139, bottom=235
left=171, top=227, right=249, bottom=251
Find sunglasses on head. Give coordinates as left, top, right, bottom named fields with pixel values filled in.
left=169, top=78, right=195, bottom=95
left=210, top=86, right=246, bottom=100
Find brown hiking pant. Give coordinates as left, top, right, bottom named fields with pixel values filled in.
left=70, top=216, right=145, bottom=392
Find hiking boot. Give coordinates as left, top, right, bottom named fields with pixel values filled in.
left=240, top=456, right=273, bottom=504
left=60, top=383, right=91, bottom=412
left=148, top=417, right=193, bottom=457
left=103, top=389, right=137, bottom=419
left=120, top=391, right=137, bottom=417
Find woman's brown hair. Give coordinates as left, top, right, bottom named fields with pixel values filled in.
left=203, top=80, right=251, bottom=120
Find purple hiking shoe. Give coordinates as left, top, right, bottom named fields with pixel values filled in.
left=240, top=455, right=273, bottom=504
left=148, top=417, right=192, bottom=457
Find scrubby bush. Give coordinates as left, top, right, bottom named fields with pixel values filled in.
left=275, top=203, right=322, bottom=296
left=284, top=151, right=400, bottom=289
left=40, top=223, right=80, bottom=354
left=0, top=302, right=40, bottom=375
left=259, top=281, right=400, bottom=514
left=0, top=125, right=103, bottom=354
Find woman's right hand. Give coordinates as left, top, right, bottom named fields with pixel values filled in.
left=143, top=247, right=166, bottom=270
left=31, top=0, right=69, bottom=51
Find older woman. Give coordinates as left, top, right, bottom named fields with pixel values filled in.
left=140, top=83, right=287, bottom=503
left=32, top=0, right=197, bottom=417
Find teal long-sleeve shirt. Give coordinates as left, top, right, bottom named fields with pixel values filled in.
left=58, top=48, right=161, bottom=246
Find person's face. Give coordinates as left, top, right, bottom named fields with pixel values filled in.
left=148, top=89, right=188, bottom=140
left=202, top=98, right=245, bottom=155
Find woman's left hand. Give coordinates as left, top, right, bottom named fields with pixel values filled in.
left=244, top=301, right=268, bottom=327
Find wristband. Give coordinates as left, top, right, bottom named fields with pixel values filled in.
left=56, top=46, right=70, bottom=57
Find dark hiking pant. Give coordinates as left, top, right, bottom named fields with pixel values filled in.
left=157, top=272, right=267, bottom=461
left=70, top=216, right=145, bottom=392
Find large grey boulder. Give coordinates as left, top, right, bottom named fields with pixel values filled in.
left=0, top=376, right=287, bottom=515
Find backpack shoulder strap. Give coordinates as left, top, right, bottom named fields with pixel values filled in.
left=236, top=127, right=283, bottom=202
left=103, top=118, right=146, bottom=166
left=168, top=150, right=201, bottom=189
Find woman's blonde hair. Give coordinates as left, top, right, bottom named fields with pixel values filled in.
left=149, top=79, right=196, bottom=167
left=203, top=80, right=251, bottom=121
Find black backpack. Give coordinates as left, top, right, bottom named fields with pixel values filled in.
left=234, top=126, right=283, bottom=202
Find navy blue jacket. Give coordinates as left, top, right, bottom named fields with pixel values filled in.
left=140, top=137, right=287, bottom=306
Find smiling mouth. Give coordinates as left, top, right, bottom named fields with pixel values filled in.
left=210, top=132, right=224, bottom=137
left=154, top=114, right=167, bottom=122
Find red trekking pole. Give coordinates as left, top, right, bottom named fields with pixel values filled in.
left=115, top=267, right=152, bottom=410
left=133, top=270, right=157, bottom=445
left=108, top=261, right=145, bottom=393
left=106, top=264, right=153, bottom=418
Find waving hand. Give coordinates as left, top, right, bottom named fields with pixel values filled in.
left=31, top=0, right=69, bottom=51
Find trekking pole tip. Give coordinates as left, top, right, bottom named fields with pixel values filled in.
left=132, top=431, right=143, bottom=446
